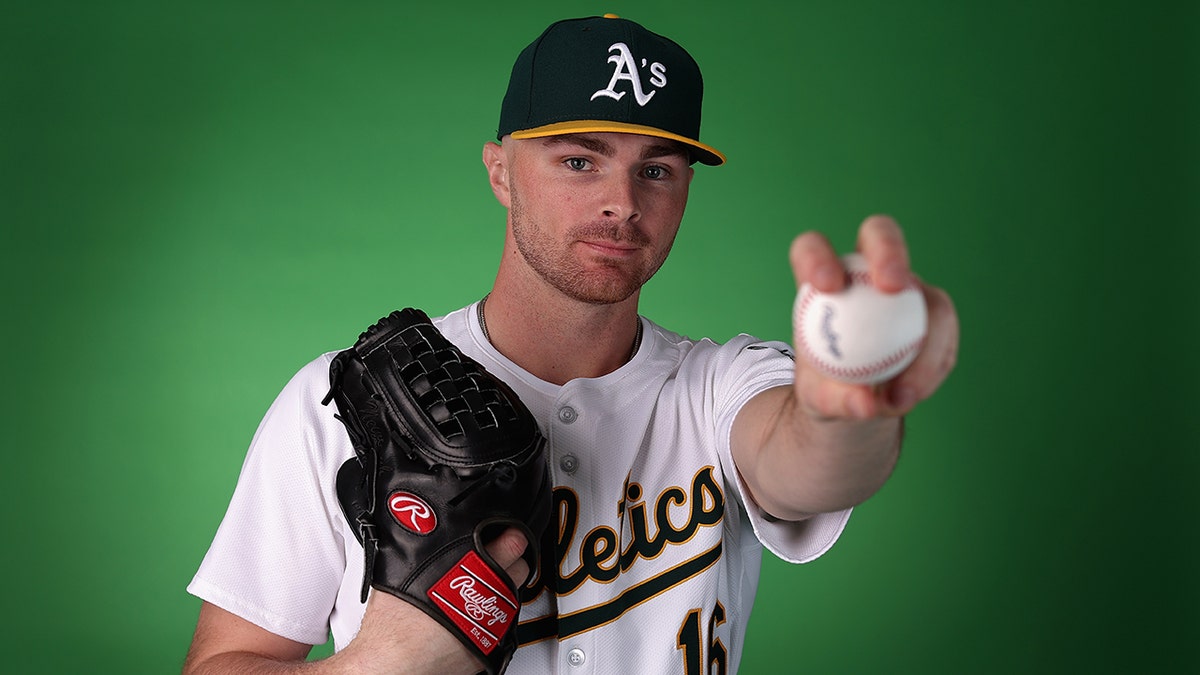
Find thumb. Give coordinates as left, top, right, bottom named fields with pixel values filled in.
left=484, top=526, right=531, bottom=586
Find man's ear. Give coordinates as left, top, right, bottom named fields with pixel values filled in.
left=482, top=141, right=511, bottom=208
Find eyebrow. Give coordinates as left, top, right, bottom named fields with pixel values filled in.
left=541, top=133, right=690, bottom=161
left=543, top=134, right=614, bottom=156
left=641, top=141, right=691, bottom=162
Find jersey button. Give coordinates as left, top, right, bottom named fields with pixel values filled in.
left=566, top=647, right=586, bottom=667
left=559, top=454, right=579, bottom=474
left=558, top=406, right=578, bottom=424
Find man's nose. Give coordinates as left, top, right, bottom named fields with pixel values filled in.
left=599, top=172, right=641, bottom=223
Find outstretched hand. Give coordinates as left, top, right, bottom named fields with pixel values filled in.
left=789, top=215, right=959, bottom=420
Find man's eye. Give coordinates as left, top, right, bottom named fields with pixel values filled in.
left=643, top=165, right=669, bottom=180
left=565, top=157, right=590, bottom=171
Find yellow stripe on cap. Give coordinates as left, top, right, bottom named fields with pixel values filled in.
left=510, top=120, right=727, bottom=165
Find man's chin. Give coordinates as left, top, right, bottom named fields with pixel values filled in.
left=560, top=274, right=643, bottom=306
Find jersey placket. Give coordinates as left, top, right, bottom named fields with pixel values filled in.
left=547, top=382, right=604, bottom=673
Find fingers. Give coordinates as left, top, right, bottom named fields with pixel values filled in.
left=484, top=527, right=531, bottom=586
left=880, top=281, right=959, bottom=415
left=789, top=231, right=844, bottom=293
left=855, top=214, right=912, bottom=293
left=790, top=215, right=912, bottom=294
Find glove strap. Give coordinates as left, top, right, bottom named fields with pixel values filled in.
left=358, top=519, right=378, bottom=603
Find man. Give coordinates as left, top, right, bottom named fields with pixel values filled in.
left=184, top=14, right=957, bottom=674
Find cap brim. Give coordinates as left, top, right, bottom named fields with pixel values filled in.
left=509, top=120, right=726, bottom=166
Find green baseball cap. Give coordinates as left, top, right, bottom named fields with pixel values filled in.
left=497, top=14, right=726, bottom=166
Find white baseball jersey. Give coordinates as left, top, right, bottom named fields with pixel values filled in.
left=188, top=302, right=852, bottom=673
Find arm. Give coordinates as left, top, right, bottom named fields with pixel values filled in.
left=732, top=216, right=959, bottom=520
left=183, top=529, right=531, bottom=674
left=182, top=602, right=316, bottom=674
left=182, top=596, right=478, bottom=675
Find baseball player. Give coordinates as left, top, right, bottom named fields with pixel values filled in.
left=184, top=14, right=958, bottom=674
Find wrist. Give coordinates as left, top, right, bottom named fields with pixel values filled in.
left=345, top=593, right=482, bottom=675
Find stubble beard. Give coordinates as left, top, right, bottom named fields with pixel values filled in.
left=509, top=183, right=676, bottom=306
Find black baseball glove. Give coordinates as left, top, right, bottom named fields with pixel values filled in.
left=322, top=308, right=550, bottom=674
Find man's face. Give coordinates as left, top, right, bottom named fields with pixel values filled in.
left=502, top=132, right=695, bottom=305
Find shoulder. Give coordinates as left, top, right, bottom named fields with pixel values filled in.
left=267, top=352, right=338, bottom=420
left=641, top=318, right=795, bottom=376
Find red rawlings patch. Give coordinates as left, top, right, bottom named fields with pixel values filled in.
left=387, top=492, right=437, bottom=535
left=427, top=550, right=518, bottom=654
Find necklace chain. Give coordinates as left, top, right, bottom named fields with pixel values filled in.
left=477, top=294, right=643, bottom=362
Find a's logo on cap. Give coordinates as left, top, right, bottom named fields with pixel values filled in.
left=591, top=42, right=667, bottom=107
left=388, top=492, right=437, bottom=534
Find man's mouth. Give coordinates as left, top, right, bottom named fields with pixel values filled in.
left=581, top=240, right=639, bottom=256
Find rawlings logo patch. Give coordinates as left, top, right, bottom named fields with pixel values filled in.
left=388, top=492, right=437, bottom=535
left=428, top=551, right=518, bottom=654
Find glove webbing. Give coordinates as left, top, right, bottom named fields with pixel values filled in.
left=378, top=332, right=521, bottom=443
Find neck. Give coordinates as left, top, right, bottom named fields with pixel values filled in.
left=479, top=287, right=642, bottom=385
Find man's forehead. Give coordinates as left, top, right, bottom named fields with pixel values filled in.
left=537, top=132, right=691, bottom=159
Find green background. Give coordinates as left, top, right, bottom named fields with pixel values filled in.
left=2, top=1, right=1196, bottom=672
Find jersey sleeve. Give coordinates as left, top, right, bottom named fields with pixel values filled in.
left=711, top=337, right=852, bottom=564
left=186, top=354, right=353, bottom=645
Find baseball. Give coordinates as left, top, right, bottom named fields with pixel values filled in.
left=793, top=253, right=928, bottom=385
